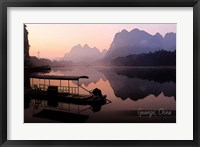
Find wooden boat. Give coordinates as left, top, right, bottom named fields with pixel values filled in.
left=30, top=74, right=108, bottom=106
left=58, top=94, right=107, bottom=105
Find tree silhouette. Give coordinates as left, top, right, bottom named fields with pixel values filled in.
left=24, top=24, right=30, bottom=65
left=111, top=50, right=176, bottom=66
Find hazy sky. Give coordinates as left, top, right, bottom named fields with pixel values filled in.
left=26, top=24, right=176, bottom=60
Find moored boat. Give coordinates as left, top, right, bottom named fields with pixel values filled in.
left=29, top=74, right=108, bottom=106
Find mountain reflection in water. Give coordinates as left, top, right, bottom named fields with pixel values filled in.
left=100, top=67, right=176, bottom=101
left=24, top=66, right=176, bottom=123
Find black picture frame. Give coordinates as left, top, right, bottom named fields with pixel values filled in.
left=0, top=0, right=199, bottom=146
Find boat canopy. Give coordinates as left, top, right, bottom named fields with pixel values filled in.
left=31, top=74, right=89, bottom=81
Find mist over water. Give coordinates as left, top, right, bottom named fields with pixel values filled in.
left=25, top=66, right=176, bottom=123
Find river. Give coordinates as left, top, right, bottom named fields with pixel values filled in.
left=24, top=66, right=176, bottom=123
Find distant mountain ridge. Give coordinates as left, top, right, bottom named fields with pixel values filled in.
left=105, top=28, right=176, bottom=60
left=60, top=28, right=176, bottom=65
left=62, top=44, right=107, bottom=63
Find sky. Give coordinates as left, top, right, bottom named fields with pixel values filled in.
left=26, top=24, right=176, bottom=60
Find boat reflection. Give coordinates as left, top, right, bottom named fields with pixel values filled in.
left=31, top=96, right=111, bottom=123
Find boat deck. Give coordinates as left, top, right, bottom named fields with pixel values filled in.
left=27, top=74, right=108, bottom=106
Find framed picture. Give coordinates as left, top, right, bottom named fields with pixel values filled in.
left=0, top=0, right=199, bottom=146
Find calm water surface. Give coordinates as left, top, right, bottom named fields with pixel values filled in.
left=24, top=66, right=176, bottom=123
